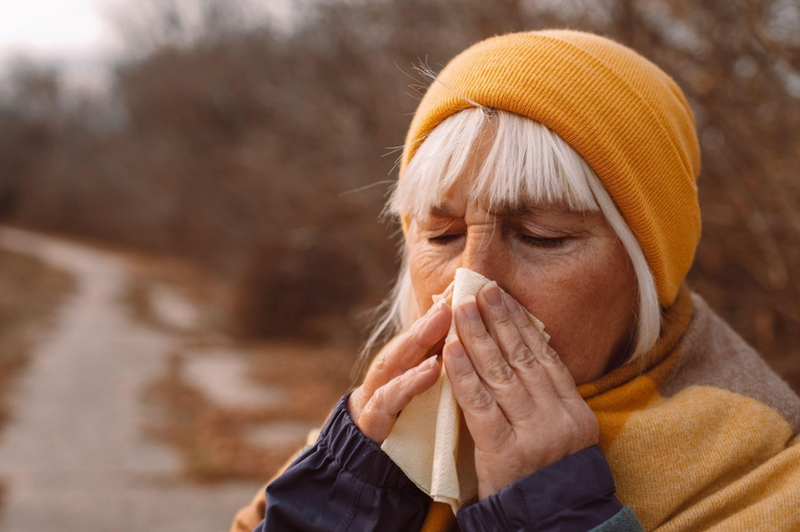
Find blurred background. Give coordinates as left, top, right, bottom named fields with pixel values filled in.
left=0, top=0, right=798, bottom=530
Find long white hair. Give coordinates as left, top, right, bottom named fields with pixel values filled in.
left=361, top=108, right=660, bottom=370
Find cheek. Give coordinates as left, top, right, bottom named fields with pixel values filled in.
left=521, top=243, right=637, bottom=382
left=408, top=246, right=457, bottom=314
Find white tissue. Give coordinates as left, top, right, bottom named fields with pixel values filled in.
left=381, top=268, right=548, bottom=513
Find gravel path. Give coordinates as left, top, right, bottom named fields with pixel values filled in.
left=0, top=227, right=260, bottom=532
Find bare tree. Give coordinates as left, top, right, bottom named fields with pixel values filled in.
left=2, top=0, right=798, bottom=381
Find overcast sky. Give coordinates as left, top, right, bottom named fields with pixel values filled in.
left=0, top=0, right=119, bottom=61
left=0, top=0, right=295, bottom=91
left=0, top=0, right=121, bottom=91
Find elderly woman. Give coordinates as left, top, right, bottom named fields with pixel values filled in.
left=231, top=30, right=800, bottom=532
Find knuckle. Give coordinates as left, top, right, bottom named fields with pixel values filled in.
left=409, top=320, right=439, bottom=352
left=540, top=345, right=563, bottom=363
left=493, top=311, right=515, bottom=330
left=408, top=318, right=426, bottom=339
left=369, top=386, right=390, bottom=414
left=519, top=357, right=549, bottom=383
left=510, top=309, right=534, bottom=331
left=371, top=353, right=390, bottom=374
left=394, top=371, right=416, bottom=398
left=470, top=324, right=492, bottom=343
left=466, top=388, right=495, bottom=412
left=509, top=341, right=536, bottom=367
left=483, top=357, right=516, bottom=383
left=403, top=321, right=426, bottom=348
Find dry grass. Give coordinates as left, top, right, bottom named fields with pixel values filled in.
left=146, top=344, right=355, bottom=482
left=0, top=250, right=75, bottom=426
left=126, top=252, right=359, bottom=482
left=123, top=254, right=235, bottom=337
left=0, top=248, right=75, bottom=506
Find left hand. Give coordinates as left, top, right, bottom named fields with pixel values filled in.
left=443, top=281, right=599, bottom=500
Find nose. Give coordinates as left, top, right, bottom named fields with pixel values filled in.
left=458, top=230, right=504, bottom=282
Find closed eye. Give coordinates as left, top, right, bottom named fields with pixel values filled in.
left=427, top=234, right=463, bottom=245
left=517, top=234, right=568, bottom=248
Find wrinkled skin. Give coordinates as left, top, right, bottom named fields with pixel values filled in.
left=348, top=178, right=638, bottom=499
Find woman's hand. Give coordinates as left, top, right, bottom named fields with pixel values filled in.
left=348, top=294, right=452, bottom=444
left=443, top=281, right=599, bottom=499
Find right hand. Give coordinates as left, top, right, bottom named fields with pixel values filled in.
left=443, top=284, right=599, bottom=499
left=347, top=298, right=452, bottom=444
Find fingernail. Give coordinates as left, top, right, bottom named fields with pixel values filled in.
left=484, top=282, right=502, bottom=307
left=460, top=295, right=481, bottom=321
left=418, top=356, right=438, bottom=372
left=427, top=299, right=445, bottom=317
left=502, top=291, right=522, bottom=315
left=446, top=341, right=466, bottom=359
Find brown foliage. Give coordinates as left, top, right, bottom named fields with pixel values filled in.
left=0, top=251, right=75, bottom=425
left=0, top=0, right=798, bottom=384
left=148, top=345, right=354, bottom=481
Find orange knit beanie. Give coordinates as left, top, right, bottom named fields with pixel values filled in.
left=400, top=30, right=701, bottom=307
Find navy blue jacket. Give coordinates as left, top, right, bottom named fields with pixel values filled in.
left=254, top=394, right=631, bottom=532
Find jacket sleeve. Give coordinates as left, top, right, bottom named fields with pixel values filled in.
left=457, top=445, right=643, bottom=532
left=252, top=393, right=430, bottom=532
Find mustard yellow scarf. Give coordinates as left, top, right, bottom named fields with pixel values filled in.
left=230, top=287, right=800, bottom=532
left=419, top=287, right=800, bottom=531
left=594, top=288, right=799, bottom=530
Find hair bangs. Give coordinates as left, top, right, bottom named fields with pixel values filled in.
left=389, top=109, right=599, bottom=220
left=369, top=107, right=660, bottom=367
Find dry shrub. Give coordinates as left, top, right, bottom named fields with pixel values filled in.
left=236, top=241, right=365, bottom=342
left=0, top=0, right=798, bottom=386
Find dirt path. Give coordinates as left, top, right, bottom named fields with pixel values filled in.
left=0, top=227, right=260, bottom=532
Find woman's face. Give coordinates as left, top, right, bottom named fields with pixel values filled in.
left=406, top=181, right=639, bottom=385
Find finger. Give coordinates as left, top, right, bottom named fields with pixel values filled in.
left=443, top=340, right=513, bottom=447
left=358, top=355, right=441, bottom=443
left=432, top=282, right=455, bottom=306
left=501, top=291, right=580, bottom=400
left=475, top=283, right=559, bottom=403
left=360, top=300, right=451, bottom=404
left=454, top=296, right=535, bottom=422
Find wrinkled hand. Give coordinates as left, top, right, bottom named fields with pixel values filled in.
left=348, top=287, right=453, bottom=444
left=443, top=282, right=599, bottom=499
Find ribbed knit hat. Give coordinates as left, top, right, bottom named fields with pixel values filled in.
left=400, top=30, right=701, bottom=307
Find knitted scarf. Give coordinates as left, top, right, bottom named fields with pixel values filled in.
left=230, top=287, right=800, bottom=532
left=420, top=286, right=800, bottom=531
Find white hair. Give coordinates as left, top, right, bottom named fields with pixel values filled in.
left=362, top=108, right=660, bottom=371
